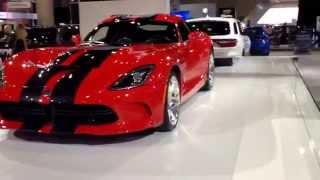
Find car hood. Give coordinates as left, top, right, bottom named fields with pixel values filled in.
left=0, top=43, right=174, bottom=103
left=5, top=43, right=168, bottom=68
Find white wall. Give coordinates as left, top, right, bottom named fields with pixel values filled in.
left=79, top=0, right=170, bottom=38
left=36, top=0, right=54, bottom=27
left=180, top=3, right=217, bottom=18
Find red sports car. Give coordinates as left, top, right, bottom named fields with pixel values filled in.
left=0, top=14, right=214, bottom=136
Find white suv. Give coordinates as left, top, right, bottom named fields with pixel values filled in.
left=187, top=17, right=250, bottom=65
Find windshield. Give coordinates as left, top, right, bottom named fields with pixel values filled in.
left=188, top=21, right=230, bottom=36
left=84, top=20, right=179, bottom=46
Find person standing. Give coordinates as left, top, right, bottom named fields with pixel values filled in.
left=15, top=24, right=28, bottom=53
left=0, top=25, right=15, bottom=42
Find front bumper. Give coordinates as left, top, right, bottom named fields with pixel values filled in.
left=0, top=82, right=167, bottom=136
left=214, top=46, right=242, bottom=59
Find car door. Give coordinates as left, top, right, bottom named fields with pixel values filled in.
left=177, top=22, right=207, bottom=96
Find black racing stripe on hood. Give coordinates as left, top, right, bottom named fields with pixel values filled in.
left=50, top=49, right=117, bottom=133
left=19, top=50, right=79, bottom=132
left=51, top=49, right=116, bottom=104
left=20, top=50, right=78, bottom=104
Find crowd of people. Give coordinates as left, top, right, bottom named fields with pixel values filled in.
left=0, top=24, right=28, bottom=54
left=255, top=23, right=320, bottom=48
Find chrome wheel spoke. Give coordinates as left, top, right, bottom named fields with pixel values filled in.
left=167, top=75, right=180, bottom=126
left=208, top=54, right=215, bottom=85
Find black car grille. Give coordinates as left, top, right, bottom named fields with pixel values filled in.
left=0, top=102, right=118, bottom=124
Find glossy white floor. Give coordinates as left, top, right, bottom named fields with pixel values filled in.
left=0, top=55, right=320, bottom=180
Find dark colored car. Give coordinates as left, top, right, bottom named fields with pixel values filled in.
left=245, top=27, right=270, bottom=56
left=271, top=25, right=298, bottom=46
left=27, top=27, right=58, bottom=48
left=0, top=29, right=15, bottom=60
left=27, top=25, right=80, bottom=49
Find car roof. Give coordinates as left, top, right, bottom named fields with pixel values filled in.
left=187, top=17, right=238, bottom=23
left=101, top=14, right=183, bottom=25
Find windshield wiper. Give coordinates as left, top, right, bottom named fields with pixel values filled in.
left=82, top=40, right=105, bottom=45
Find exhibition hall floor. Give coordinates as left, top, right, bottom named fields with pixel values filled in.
left=0, top=54, right=320, bottom=180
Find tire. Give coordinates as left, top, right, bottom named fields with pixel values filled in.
left=159, top=73, right=181, bottom=131
left=225, top=58, right=234, bottom=66
left=215, top=58, right=233, bottom=66
left=202, top=53, right=215, bottom=91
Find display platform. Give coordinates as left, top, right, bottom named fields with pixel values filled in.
left=0, top=55, right=319, bottom=180
left=293, top=51, right=320, bottom=171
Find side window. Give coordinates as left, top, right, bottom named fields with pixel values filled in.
left=88, top=26, right=109, bottom=42
left=178, top=23, right=190, bottom=41
left=233, top=23, right=239, bottom=34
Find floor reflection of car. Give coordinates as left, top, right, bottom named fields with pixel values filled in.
left=245, top=27, right=271, bottom=56
left=0, top=14, right=214, bottom=136
left=187, top=17, right=250, bottom=66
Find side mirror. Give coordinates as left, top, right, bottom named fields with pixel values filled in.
left=72, top=34, right=81, bottom=46
left=188, top=31, right=206, bottom=41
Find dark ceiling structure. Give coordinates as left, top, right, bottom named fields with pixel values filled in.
left=298, top=0, right=320, bottom=28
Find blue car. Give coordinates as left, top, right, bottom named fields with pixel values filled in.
left=245, top=27, right=271, bottom=56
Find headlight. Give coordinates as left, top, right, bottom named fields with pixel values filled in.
left=111, top=65, right=155, bottom=90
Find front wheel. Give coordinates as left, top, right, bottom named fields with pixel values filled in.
left=159, top=73, right=181, bottom=131
left=202, top=53, right=215, bottom=91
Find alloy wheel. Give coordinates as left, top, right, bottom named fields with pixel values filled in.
left=167, top=75, right=181, bottom=127
left=208, top=54, right=215, bottom=87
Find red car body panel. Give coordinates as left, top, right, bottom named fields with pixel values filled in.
left=0, top=14, right=212, bottom=135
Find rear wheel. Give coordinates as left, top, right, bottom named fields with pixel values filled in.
left=202, top=54, right=215, bottom=91
left=159, top=73, right=181, bottom=131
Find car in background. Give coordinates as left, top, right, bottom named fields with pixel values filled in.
left=27, top=25, right=80, bottom=49
left=187, top=17, right=250, bottom=66
left=0, top=40, right=13, bottom=60
left=0, top=14, right=214, bottom=136
left=245, top=27, right=271, bottom=56
left=27, top=27, right=57, bottom=48
left=271, top=25, right=298, bottom=47
left=0, top=31, right=15, bottom=61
